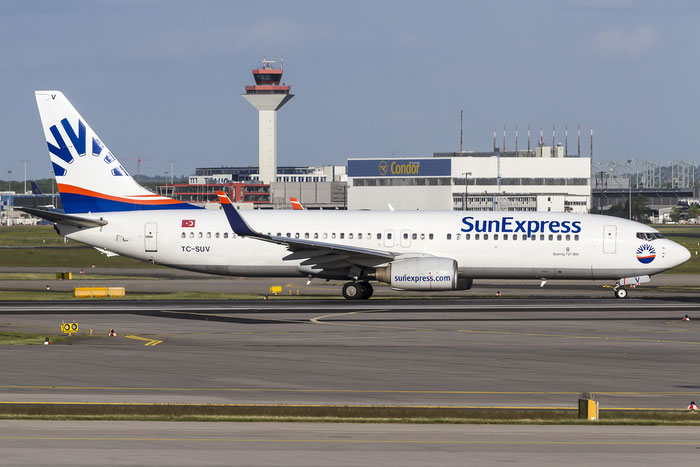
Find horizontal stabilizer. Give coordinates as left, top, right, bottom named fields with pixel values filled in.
left=16, top=207, right=107, bottom=229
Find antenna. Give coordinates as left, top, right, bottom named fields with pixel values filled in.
left=503, top=125, right=506, bottom=153
left=515, top=125, right=518, bottom=153
left=577, top=124, right=581, bottom=157
left=459, top=110, right=463, bottom=153
left=527, top=124, right=531, bottom=155
left=565, top=124, right=568, bottom=157
left=590, top=127, right=593, bottom=159
left=493, top=129, right=497, bottom=152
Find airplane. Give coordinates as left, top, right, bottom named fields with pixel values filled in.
left=21, top=90, right=691, bottom=300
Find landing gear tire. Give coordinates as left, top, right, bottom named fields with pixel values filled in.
left=359, top=281, right=373, bottom=299
left=614, top=287, right=628, bottom=299
left=342, top=282, right=363, bottom=300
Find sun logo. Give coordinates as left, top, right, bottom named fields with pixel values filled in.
left=636, top=243, right=656, bottom=264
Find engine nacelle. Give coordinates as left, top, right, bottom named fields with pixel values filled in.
left=375, top=257, right=471, bottom=291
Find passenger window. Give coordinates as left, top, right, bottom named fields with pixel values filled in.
left=206, top=232, right=211, bottom=238
left=323, top=233, right=328, bottom=239
left=531, top=235, right=536, bottom=241
left=503, top=234, right=508, bottom=240
left=574, top=234, right=579, bottom=241
left=412, top=233, right=417, bottom=240
left=305, top=233, right=309, bottom=239
left=377, top=233, right=382, bottom=239
left=198, top=232, right=203, bottom=238
left=475, top=234, right=480, bottom=240
left=446, top=234, right=451, bottom=240
left=295, top=233, right=300, bottom=239
left=484, top=234, right=489, bottom=240
left=181, top=232, right=186, bottom=238
left=190, top=232, right=194, bottom=238
left=314, top=233, right=319, bottom=239
left=539, top=234, right=544, bottom=240
left=494, top=234, right=498, bottom=240
left=429, top=234, right=434, bottom=240
left=549, top=234, right=553, bottom=240
left=465, top=234, right=471, bottom=240
left=340, top=233, right=345, bottom=239
left=286, top=233, right=291, bottom=238
left=420, top=233, right=425, bottom=240
left=387, top=233, right=392, bottom=239
left=367, top=233, right=372, bottom=239
left=224, top=232, right=228, bottom=238
left=522, top=234, right=527, bottom=240
left=332, top=233, right=336, bottom=239
left=557, top=234, right=562, bottom=240
left=215, top=232, right=220, bottom=239
left=277, top=232, right=282, bottom=237
left=349, top=233, right=353, bottom=239
left=566, top=234, right=571, bottom=241
left=358, top=233, right=363, bottom=239
left=404, top=233, right=409, bottom=239
left=456, top=233, right=461, bottom=240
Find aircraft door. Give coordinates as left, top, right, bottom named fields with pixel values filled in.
left=383, top=229, right=395, bottom=248
left=144, top=222, right=158, bottom=252
left=603, top=225, right=616, bottom=254
left=400, top=229, right=411, bottom=248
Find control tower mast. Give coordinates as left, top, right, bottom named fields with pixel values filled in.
left=242, top=58, right=294, bottom=184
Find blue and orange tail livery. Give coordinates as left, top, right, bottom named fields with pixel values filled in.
left=35, top=91, right=198, bottom=214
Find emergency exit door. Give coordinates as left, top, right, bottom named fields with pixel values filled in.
left=144, top=222, right=158, bottom=252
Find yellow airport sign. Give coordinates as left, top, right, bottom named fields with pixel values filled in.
left=60, top=322, right=79, bottom=334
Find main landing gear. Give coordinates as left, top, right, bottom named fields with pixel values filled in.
left=614, top=287, right=628, bottom=299
left=342, top=281, right=374, bottom=300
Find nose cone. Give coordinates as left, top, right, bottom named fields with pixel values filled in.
left=672, top=242, right=691, bottom=267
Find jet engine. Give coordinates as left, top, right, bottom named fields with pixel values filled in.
left=374, top=257, right=472, bottom=291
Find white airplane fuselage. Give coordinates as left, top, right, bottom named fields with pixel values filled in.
left=61, top=209, right=689, bottom=281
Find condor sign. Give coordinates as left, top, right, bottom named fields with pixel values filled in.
left=347, top=158, right=451, bottom=177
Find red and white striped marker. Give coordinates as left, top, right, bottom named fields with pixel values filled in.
left=109, top=329, right=117, bottom=337
left=683, top=315, right=690, bottom=322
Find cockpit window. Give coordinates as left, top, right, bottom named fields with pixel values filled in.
left=636, top=232, right=664, bottom=240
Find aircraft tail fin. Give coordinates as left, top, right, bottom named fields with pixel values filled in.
left=30, top=181, right=42, bottom=195
left=290, top=197, right=304, bottom=210
left=35, top=91, right=197, bottom=214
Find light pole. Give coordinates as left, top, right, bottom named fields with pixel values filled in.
left=20, top=160, right=29, bottom=194
left=167, top=160, right=175, bottom=186
left=626, top=159, right=633, bottom=219
left=463, top=172, right=472, bottom=211
left=6, top=170, right=11, bottom=191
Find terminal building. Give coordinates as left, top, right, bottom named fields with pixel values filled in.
left=347, top=147, right=591, bottom=213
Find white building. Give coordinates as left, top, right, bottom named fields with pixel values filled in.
left=347, top=148, right=591, bottom=213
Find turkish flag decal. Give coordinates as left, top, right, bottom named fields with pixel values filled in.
left=181, top=219, right=195, bottom=228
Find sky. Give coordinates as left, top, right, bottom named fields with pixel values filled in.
left=1, top=0, right=698, bottom=180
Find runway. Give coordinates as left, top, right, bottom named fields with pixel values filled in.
left=2, top=421, right=699, bottom=466
left=1, top=298, right=700, bottom=409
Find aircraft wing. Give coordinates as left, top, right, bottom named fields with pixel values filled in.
left=16, top=207, right=108, bottom=229
left=216, top=192, right=394, bottom=270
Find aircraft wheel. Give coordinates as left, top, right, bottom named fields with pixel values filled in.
left=360, top=281, right=374, bottom=299
left=342, top=282, right=363, bottom=300
left=614, top=287, right=628, bottom=299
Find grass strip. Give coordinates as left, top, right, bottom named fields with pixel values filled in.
left=0, top=332, right=67, bottom=345
left=0, top=404, right=699, bottom=424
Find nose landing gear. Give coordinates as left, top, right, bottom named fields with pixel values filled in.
left=614, top=287, right=628, bottom=299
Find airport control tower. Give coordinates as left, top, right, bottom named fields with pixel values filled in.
left=242, top=59, right=294, bottom=184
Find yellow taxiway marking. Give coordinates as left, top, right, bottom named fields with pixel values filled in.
left=0, top=436, right=697, bottom=446
left=123, top=335, right=162, bottom=346
left=310, top=309, right=433, bottom=331
left=459, top=329, right=700, bottom=345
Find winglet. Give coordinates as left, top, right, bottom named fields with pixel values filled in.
left=216, top=191, right=258, bottom=237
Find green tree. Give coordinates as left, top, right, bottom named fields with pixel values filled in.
left=688, top=204, right=699, bottom=220
left=670, top=206, right=680, bottom=222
